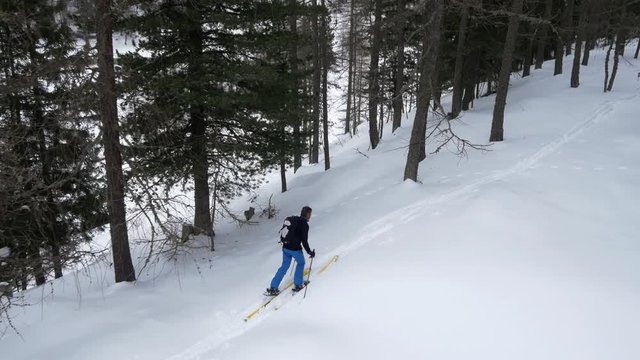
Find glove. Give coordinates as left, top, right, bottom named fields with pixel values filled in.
left=309, top=250, right=316, bottom=258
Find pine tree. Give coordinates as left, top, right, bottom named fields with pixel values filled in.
left=0, top=0, right=110, bottom=288
left=97, top=0, right=136, bottom=283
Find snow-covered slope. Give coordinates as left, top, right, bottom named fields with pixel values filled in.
left=3, top=44, right=640, bottom=360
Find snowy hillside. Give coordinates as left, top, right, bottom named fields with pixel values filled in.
left=3, top=44, right=640, bottom=360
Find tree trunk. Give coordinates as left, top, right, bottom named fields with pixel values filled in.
left=489, top=0, right=524, bottom=142
left=604, top=38, right=613, bottom=92
left=96, top=0, right=136, bottom=283
left=51, top=243, right=63, bottom=278
left=345, top=0, right=356, bottom=135
left=404, top=0, right=444, bottom=182
left=321, top=0, right=330, bottom=170
left=554, top=40, right=564, bottom=75
left=634, top=39, right=639, bottom=59
left=392, top=0, right=406, bottom=132
left=535, top=0, right=552, bottom=69
left=523, top=29, right=534, bottom=77
left=186, top=7, right=213, bottom=238
left=570, top=0, right=589, bottom=88
left=462, top=50, right=478, bottom=111
left=582, top=38, right=592, bottom=66
left=368, top=0, right=383, bottom=149
left=29, top=240, right=46, bottom=286
left=451, top=1, right=469, bottom=119
left=355, top=52, right=363, bottom=134
left=554, top=18, right=564, bottom=75
left=311, top=0, right=321, bottom=163
left=607, top=0, right=627, bottom=92
left=280, top=143, right=287, bottom=193
left=564, top=0, right=575, bottom=56
left=289, top=0, right=302, bottom=171
left=555, top=0, right=572, bottom=75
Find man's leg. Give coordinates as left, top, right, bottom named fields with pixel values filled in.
left=270, top=249, right=293, bottom=289
left=290, top=250, right=306, bottom=286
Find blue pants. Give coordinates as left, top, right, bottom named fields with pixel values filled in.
left=270, top=248, right=305, bottom=289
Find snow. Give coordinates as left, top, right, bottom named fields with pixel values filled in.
left=0, top=247, right=9, bottom=258
left=2, top=44, right=640, bottom=360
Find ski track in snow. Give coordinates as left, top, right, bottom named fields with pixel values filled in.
left=336, top=94, right=636, bottom=256
left=162, top=94, right=637, bottom=360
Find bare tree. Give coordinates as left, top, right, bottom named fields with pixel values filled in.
left=522, top=22, right=534, bottom=78
left=565, top=0, right=575, bottom=56
left=571, top=0, right=590, bottom=88
left=345, top=0, right=356, bottom=134
left=450, top=0, right=470, bottom=119
left=392, top=0, right=407, bottom=132
left=403, top=0, right=444, bottom=182
left=489, top=0, right=524, bottom=142
left=535, top=0, right=553, bottom=69
left=607, top=0, right=628, bottom=92
left=368, top=0, right=383, bottom=149
left=555, top=0, right=572, bottom=75
left=96, top=0, right=136, bottom=282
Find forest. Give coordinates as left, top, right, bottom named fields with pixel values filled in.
left=0, top=0, right=638, bottom=311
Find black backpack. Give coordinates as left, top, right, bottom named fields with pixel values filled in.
left=279, top=216, right=297, bottom=245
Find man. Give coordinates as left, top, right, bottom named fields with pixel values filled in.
left=266, top=206, right=315, bottom=295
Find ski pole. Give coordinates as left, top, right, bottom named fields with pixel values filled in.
left=303, top=249, right=315, bottom=299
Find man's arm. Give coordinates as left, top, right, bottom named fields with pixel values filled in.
left=300, top=222, right=313, bottom=255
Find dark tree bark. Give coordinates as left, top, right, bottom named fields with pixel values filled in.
left=29, top=51, right=48, bottom=286
left=289, top=0, right=302, bottom=171
left=311, top=0, right=321, bottom=163
left=355, top=51, right=363, bottom=134
left=451, top=1, right=469, bottom=119
left=51, top=242, right=63, bottom=279
left=345, top=0, right=356, bottom=134
left=634, top=39, right=639, bottom=59
left=535, top=0, right=553, bottom=69
left=554, top=0, right=569, bottom=76
left=604, top=38, right=614, bottom=92
left=564, top=0, right=575, bottom=56
left=321, top=0, right=330, bottom=170
left=582, top=38, right=593, bottom=66
left=368, top=0, right=383, bottom=149
left=96, top=0, right=136, bottom=282
left=554, top=40, right=564, bottom=75
left=186, top=6, right=213, bottom=238
left=489, top=0, right=524, bottom=142
left=607, top=0, right=627, bottom=92
left=462, top=50, right=479, bottom=111
left=570, top=0, right=589, bottom=88
left=523, top=27, right=534, bottom=77
left=392, top=0, right=406, bottom=132
left=28, top=241, right=46, bottom=286
left=431, top=35, right=444, bottom=116
left=404, top=0, right=444, bottom=182
left=280, top=141, right=287, bottom=193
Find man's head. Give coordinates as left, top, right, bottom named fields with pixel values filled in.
left=300, top=206, right=312, bottom=220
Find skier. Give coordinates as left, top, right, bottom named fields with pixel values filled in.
left=266, top=206, right=315, bottom=295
